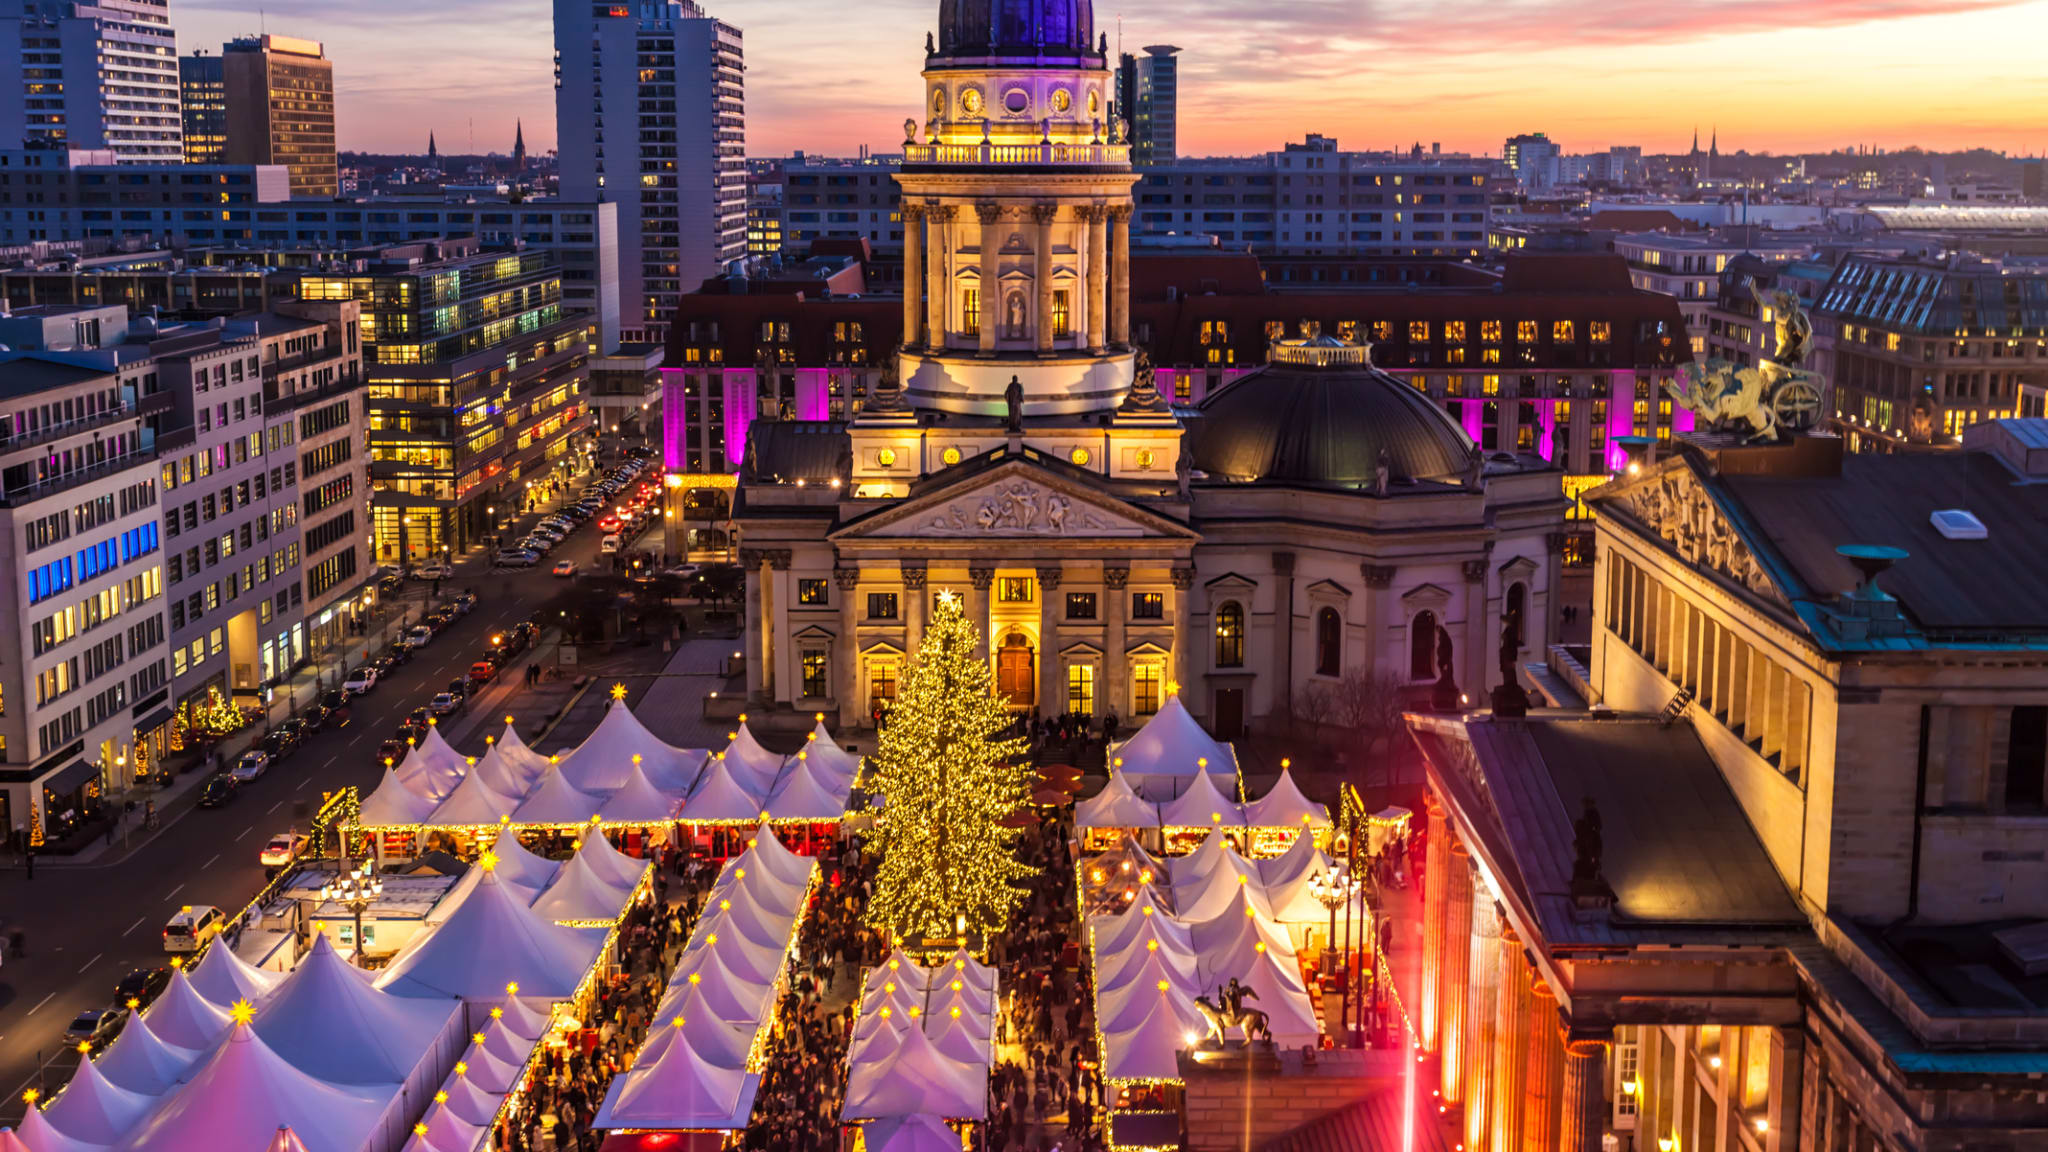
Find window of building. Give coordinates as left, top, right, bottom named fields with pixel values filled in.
left=1132, top=591, right=1164, bottom=619
left=801, top=649, right=829, bottom=699
left=1315, top=607, right=1342, bottom=677
left=798, top=578, right=828, bottom=606
left=868, top=659, right=899, bottom=710
left=963, top=288, right=980, bottom=336
left=1066, top=592, right=1097, bottom=620
left=1052, top=291, right=1071, bottom=338
left=866, top=592, right=898, bottom=620
left=1506, top=582, right=1528, bottom=647
left=1214, top=601, right=1244, bottom=668
left=997, top=577, right=1034, bottom=604
left=1411, top=609, right=1439, bottom=680
left=2008, top=705, right=2047, bottom=810
left=1133, top=663, right=1162, bottom=715
left=1067, top=663, right=1094, bottom=715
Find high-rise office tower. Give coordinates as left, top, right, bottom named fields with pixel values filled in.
left=221, top=35, right=336, bottom=198
left=178, top=50, right=225, bottom=164
left=1, top=0, right=183, bottom=163
left=1114, top=43, right=1178, bottom=165
left=555, top=0, right=746, bottom=345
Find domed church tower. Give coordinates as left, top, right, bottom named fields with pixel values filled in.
left=895, top=0, right=1139, bottom=417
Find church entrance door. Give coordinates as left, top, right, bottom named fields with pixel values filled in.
left=997, top=632, right=1035, bottom=708
left=1213, top=688, right=1245, bottom=739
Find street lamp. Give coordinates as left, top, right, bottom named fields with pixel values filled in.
left=320, top=868, right=383, bottom=967
left=1308, top=864, right=1351, bottom=1046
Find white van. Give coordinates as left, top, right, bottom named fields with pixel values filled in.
left=599, top=534, right=622, bottom=554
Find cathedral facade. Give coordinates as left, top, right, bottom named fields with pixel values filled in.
left=728, top=0, right=1569, bottom=733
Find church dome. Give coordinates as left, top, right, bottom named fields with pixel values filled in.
left=935, top=0, right=1098, bottom=60
left=1187, top=337, right=1476, bottom=489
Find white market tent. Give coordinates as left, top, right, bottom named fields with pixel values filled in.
left=841, top=952, right=997, bottom=1123
left=765, top=756, right=854, bottom=822
left=1158, top=768, right=1244, bottom=830
left=573, top=824, right=653, bottom=892
left=1172, top=863, right=1274, bottom=923
left=1241, top=767, right=1330, bottom=832
left=1107, top=695, right=1237, bottom=802
left=715, top=725, right=785, bottom=797
left=485, top=828, right=560, bottom=894
left=254, top=934, right=465, bottom=1086
left=358, top=767, right=440, bottom=828
left=591, top=1020, right=757, bottom=1131
left=555, top=702, right=702, bottom=794
left=18, top=1102, right=111, bottom=1152
left=797, top=720, right=863, bottom=781
left=1074, top=770, right=1160, bottom=830
left=598, top=760, right=684, bottom=825
left=186, top=933, right=285, bottom=1008
left=435, top=1074, right=504, bottom=1127
left=1168, top=828, right=1260, bottom=889
left=680, top=756, right=770, bottom=823
left=490, top=723, right=552, bottom=787
left=508, top=765, right=607, bottom=827
left=375, top=868, right=607, bottom=1001
left=41, top=1054, right=154, bottom=1145
left=117, top=1021, right=398, bottom=1152
left=93, top=1012, right=200, bottom=1096
left=841, top=1017, right=987, bottom=1122
left=470, top=743, right=532, bottom=799
left=528, top=850, right=638, bottom=924
left=427, top=766, right=521, bottom=828
left=860, top=1114, right=963, bottom=1152
left=394, top=729, right=471, bottom=802
left=141, top=968, right=232, bottom=1051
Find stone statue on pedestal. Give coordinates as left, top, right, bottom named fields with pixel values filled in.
left=1003, top=375, right=1024, bottom=433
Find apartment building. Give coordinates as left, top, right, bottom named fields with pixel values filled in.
left=0, top=0, right=183, bottom=163
left=218, top=35, right=338, bottom=198
left=0, top=148, right=291, bottom=245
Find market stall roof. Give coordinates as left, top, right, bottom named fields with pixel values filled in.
left=592, top=1021, right=755, bottom=1131
left=860, top=1115, right=962, bottom=1152
left=436, top=1073, right=504, bottom=1127
left=376, top=867, right=607, bottom=1001
left=267, top=1126, right=313, bottom=1152
left=689, top=894, right=794, bottom=959
left=1074, top=770, right=1160, bottom=829
left=557, top=701, right=703, bottom=794
left=681, top=755, right=770, bottom=823
left=1158, top=769, right=1244, bottom=830
left=529, top=850, right=638, bottom=924
left=639, top=1009, right=754, bottom=1070
left=478, top=993, right=554, bottom=1043
left=187, top=934, right=285, bottom=1009
left=1092, top=886, right=1181, bottom=955
left=1093, top=922, right=1197, bottom=997
left=15, top=1105, right=101, bottom=1152
left=416, top=1101, right=483, bottom=1152
left=1107, top=695, right=1236, bottom=801
left=574, top=827, right=653, bottom=892
left=1168, top=827, right=1259, bottom=889
left=742, top=821, right=817, bottom=889
left=93, top=1012, right=199, bottom=1096
left=797, top=721, right=862, bottom=781
left=255, top=934, right=462, bottom=1085
left=472, top=743, right=535, bottom=799
left=664, top=947, right=776, bottom=1025
left=492, top=723, right=552, bottom=785
left=42, top=1050, right=154, bottom=1145
left=598, top=760, right=686, bottom=825
left=1096, top=951, right=1200, bottom=1030
left=510, top=767, right=606, bottom=827
left=358, top=767, right=440, bottom=827
left=142, top=968, right=233, bottom=1051
left=118, top=1019, right=394, bottom=1152
left=1098, top=983, right=1210, bottom=1083
left=717, top=723, right=786, bottom=797
left=427, top=763, right=522, bottom=827
left=1241, top=767, right=1330, bottom=830
left=841, top=1022, right=986, bottom=1121
left=940, top=949, right=996, bottom=995
left=487, top=828, right=560, bottom=894
left=764, top=755, right=853, bottom=822
left=0, top=1124, right=31, bottom=1152
left=451, top=1036, right=522, bottom=1095
left=1172, top=865, right=1273, bottom=923
left=401, top=728, right=472, bottom=801
left=706, top=850, right=810, bottom=912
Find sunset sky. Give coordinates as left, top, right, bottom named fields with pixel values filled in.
left=179, top=0, right=2048, bottom=160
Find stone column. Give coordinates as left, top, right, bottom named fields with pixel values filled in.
left=1560, top=1038, right=1609, bottom=1152
left=1082, top=204, right=1108, bottom=353
left=1108, top=204, right=1132, bottom=346
left=1766, top=1025, right=1805, bottom=1152
left=1440, top=841, right=1475, bottom=1105
left=1492, top=933, right=1530, bottom=1152
left=968, top=564, right=995, bottom=663
left=1526, top=983, right=1563, bottom=1152
left=1036, top=565, right=1062, bottom=715
left=1033, top=204, right=1058, bottom=354
left=901, top=203, right=925, bottom=347
left=769, top=550, right=794, bottom=705
left=1420, top=794, right=1449, bottom=1053
left=975, top=201, right=1002, bottom=355
left=741, top=547, right=766, bottom=701
left=1463, top=557, right=1491, bottom=699
left=1464, top=903, right=1502, bottom=1152
left=1104, top=564, right=1129, bottom=719
left=835, top=566, right=861, bottom=727
left=1170, top=564, right=1196, bottom=698
left=925, top=205, right=953, bottom=351
left=902, top=562, right=928, bottom=655
left=1361, top=563, right=1396, bottom=683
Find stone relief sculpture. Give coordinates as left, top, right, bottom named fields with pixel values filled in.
left=1607, top=466, right=1785, bottom=605
left=921, top=481, right=1118, bottom=536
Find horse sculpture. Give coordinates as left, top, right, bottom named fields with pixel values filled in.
left=1193, top=978, right=1272, bottom=1048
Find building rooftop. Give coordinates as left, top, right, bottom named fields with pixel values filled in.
left=0, top=354, right=114, bottom=397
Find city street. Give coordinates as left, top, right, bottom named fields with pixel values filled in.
left=0, top=498, right=632, bottom=1121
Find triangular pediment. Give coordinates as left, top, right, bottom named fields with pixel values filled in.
left=1591, top=458, right=1790, bottom=611
left=832, top=457, right=1198, bottom=543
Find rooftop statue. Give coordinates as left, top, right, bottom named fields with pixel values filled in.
left=1665, top=276, right=1824, bottom=442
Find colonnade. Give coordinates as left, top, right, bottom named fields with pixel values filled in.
left=899, top=200, right=1133, bottom=353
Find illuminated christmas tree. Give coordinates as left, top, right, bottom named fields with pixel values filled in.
left=862, top=591, right=1035, bottom=942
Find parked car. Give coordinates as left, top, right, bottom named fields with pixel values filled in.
left=162, top=905, right=225, bottom=955
left=197, top=774, right=239, bottom=808
left=428, top=692, right=463, bottom=717
left=405, top=625, right=435, bottom=648
left=406, top=706, right=432, bottom=728
left=377, top=572, right=406, bottom=597
left=599, top=534, right=622, bottom=554
left=342, top=667, right=379, bottom=695
left=231, top=750, right=270, bottom=781
left=259, top=833, right=307, bottom=868
left=552, top=560, right=578, bottom=578
left=65, top=1008, right=123, bottom=1049
left=469, top=661, right=498, bottom=685
left=413, top=563, right=451, bottom=581
left=113, top=966, right=171, bottom=1010
left=376, top=739, right=409, bottom=766
left=452, top=592, right=479, bottom=615
left=495, top=548, right=540, bottom=568
left=394, top=722, right=427, bottom=746
left=301, top=700, right=333, bottom=732
left=259, top=730, right=298, bottom=762
left=319, top=688, right=352, bottom=726
left=517, top=536, right=555, bottom=554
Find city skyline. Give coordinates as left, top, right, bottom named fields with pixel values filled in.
left=176, top=0, right=2048, bottom=160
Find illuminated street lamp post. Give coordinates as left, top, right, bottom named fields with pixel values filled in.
left=319, top=867, right=383, bottom=967
left=1309, top=863, right=1351, bottom=1044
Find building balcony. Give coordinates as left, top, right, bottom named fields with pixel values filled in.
left=0, top=447, right=157, bottom=509
left=901, top=141, right=1131, bottom=170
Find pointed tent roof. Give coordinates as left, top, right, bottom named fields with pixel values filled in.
left=1096, top=950, right=1199, bottom=1020
left=118, top=1022, right=392, bottom=1152
left=1075, top=770, right=1161, bottom=829
left=862, top=1114, right=962, bottom=1152
left=479, top=994, right=553, bottom=1043
left=1173, top=863, right=1273, bottom=923
left=451, top=1037, right=522, bottom=1095
left=1094, top=925, right=1197, bottom=997
left=427, top=763, right=520, bottom=827
left=471, top=743, right=534, bottom=799
left=358, top=768, right=440, bottom=827
left=416, top=1103, right=482, bottom=1152
left=925, top=1010, right=993, bottom=1067
left=529, top=850, right=637, bottom=923
left=681, top=755, right=770, bottom=823
left=593, top=1021, right=752, bottom=1131
left=689, top=896, right=793, bottom=960
left=1168, top=827, right=1258, bottom=888
left=143, top=968, right=233, bottom=1051
left=598, top=759, right=685, bottom=825
left=797, top=721, right=862, bottom=781
left=1256, top=825, right=1328, bottom=888
left=939, top=949, right=996, bottom=995
left=186, top=936, right=285, bottom=1009
left=15, top=1106, right=102, bottom=1152
left=1242, top=767, right=1330, bottom=830
left=1158, top=768, right=1244, bottom=829
left=255, top=934, right=461, bottom=1085
left=0, top=1126, right=30, bottom=1152
left=1189, top=888, right=1298, bottom=981
left=573, top=826, right=650, bottom=891
left=559, top=702, right=695, bottom=793
left=705, top=851, right=809, bottom=911
left=1109, top=694, right=1235, bottom=800
left=717, top=724, right=786, bottom=796
left=638, top=1008, right=754, bottom=1069
left=673, top=927, right=783, bottom=990
left=765, top=755, right=852, bottom=822
left=742, top=821, right=816, bottom=889
left=493, top=722, right=551, bottom=782
left=474, top=1017, right=532, bottom=1071
left=267, top=1125, right=313, bottom=1152
left=42, top=1052, right=155, bottom=1145
left=486, top=828, right=559, bottom=894
left=375, top=869, right=605, bottom=1001
left=93, top=1011, right=200, bottom=1096
left=841, top=1020, right=986, bottom=1121
left=510, top=766, right=605, bottom=827
left=862, top=950, right=924, bottom=996
left=1091, top=885, right=1182, bottom=955
left=655, top=964, right=772, bottom=1030
left=435, top=1074, right=505, bottom=1127
left=1100, top=986, right=1210, bottom=1082
left=397, top=728, right=470, bottom=801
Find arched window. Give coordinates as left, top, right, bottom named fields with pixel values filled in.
left=1505, top=582, right=1527, bottom=648
left=1214, top=601, right=1244, bottom=668
left=1410, top=610, right=1439, bottom=681
left=1315, top=607, right=1342, bottom=677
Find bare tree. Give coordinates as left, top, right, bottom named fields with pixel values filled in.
left=1294, top=669, right=1407, bottom=758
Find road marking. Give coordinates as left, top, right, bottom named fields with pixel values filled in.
left=164, top=883, right=184, bottom=900
left=201, top=853, right=219, bottom=869
left=24, top=992, right=55, bottom=1017
left=235, top=827, right=252, bottom=841
left=122, top=916, right=146, bottom=937
left=268, top=801, right=283, bottom=814
left=79, top=952, right=101, bottom=974
left=296, top=777, right=310, bottom=792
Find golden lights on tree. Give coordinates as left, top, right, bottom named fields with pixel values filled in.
left=861, top=592, right=1035, bottom=942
